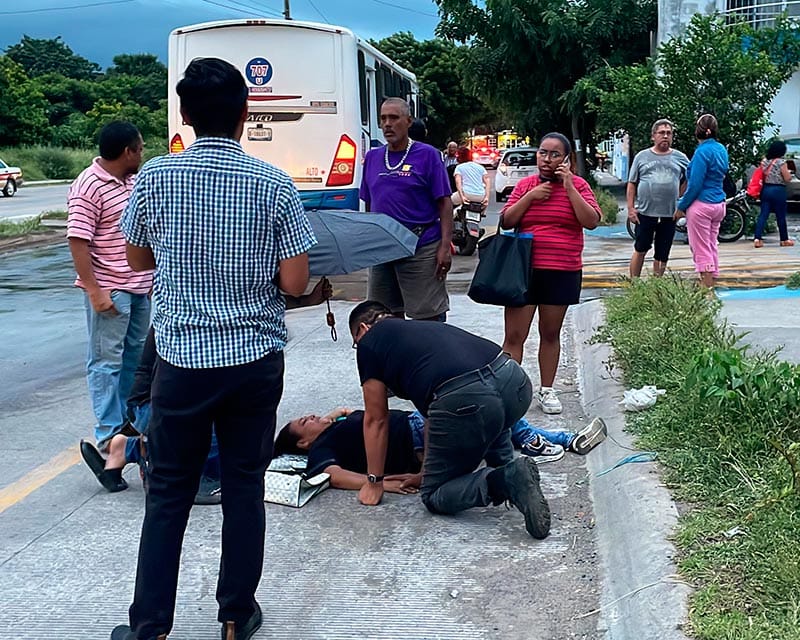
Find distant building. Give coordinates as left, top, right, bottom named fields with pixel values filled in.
left=658, top=0, right=800, bottom=135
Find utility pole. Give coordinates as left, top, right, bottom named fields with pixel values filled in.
left=283, top=0, right=291, bottom=20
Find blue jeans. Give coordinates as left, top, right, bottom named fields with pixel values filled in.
left=84, top=290, right=150, bottom=446
left=511, top=417, right=574, bottom=448
left=124, top=403, right=220, bottom=480
left=756, top=184, right=788, bottom=241
left=408, top=412, right=573, bottom=450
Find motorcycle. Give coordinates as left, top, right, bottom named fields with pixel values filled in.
left=626, top=189, right=748, bottom=244
left=453, top=199, right=486, bottom=256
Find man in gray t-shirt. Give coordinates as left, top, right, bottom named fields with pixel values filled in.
left=628, top=119, right=689, bottom=277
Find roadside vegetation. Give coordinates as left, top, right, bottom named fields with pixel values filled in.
left=0, top=210, right=66, bottom=239
left=593, top=188, right=619, bottom=225
left=597, top=276, right=800, bottom=640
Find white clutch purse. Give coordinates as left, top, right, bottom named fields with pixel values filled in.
left=264, top=454, right=330, bottom=507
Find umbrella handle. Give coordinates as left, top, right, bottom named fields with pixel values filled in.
left=326, top=298, right=337, bottom=341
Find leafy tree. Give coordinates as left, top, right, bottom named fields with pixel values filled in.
left=31, top=73, right=99, bottom=128
left=434, top=0, right=656, bottom=172
left=5, top=35, right=100, bottom=80
left=105, top=54, right=167, bottom=110
left=84, top=99, right=166, bottom=142
left=590, top=15, right=800, bottom=176
left=371, top=32, right=501, bottom=147
left=0, top=56, right=49, bottom=146
left=107, top=53, right=165, bottom=79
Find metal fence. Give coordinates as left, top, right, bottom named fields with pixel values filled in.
left=722, top=0, right=800, bottom=28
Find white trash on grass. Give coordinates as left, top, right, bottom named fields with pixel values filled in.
left=620, top=385, right=666, bottom=412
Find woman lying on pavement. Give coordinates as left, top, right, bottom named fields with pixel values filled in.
left=273, top=407, right=607, bottom=492
left=79, top=278, right=334, bottom=503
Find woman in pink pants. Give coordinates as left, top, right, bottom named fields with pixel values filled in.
left=674, top=114, right=730, bottom=289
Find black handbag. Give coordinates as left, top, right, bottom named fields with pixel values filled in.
left=467, top=225, right=532, bottom=307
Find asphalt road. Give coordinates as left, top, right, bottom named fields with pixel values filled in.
left=0, top=178, right=505, bottom=225
left=0, top=183, right=70, bottom=221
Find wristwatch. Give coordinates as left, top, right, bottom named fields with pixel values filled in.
left=367, top=473, right=385, bottom=484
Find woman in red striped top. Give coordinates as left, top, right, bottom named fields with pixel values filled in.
left=500, top=132, right=601, bottom=415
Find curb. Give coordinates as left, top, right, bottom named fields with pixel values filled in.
left=22, top=179, right=72, bottom=187
left=572, top=301, right=690, bottom=640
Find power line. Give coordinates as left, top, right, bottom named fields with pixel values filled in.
left=0, top=0, right=134, bottom=15
left=368, top=0, right=438, bottom=18
left=307, top=0, right=328, bottom=22
left=200, top=0, right=280, bottom=16
left=229, top=0, right=283, bottom=17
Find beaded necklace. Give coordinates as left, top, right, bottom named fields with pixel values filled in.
left=384, top=138, right=414, bottom=171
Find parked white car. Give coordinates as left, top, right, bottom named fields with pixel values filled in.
left=0, top=158, right=23, bottom=197
left=780, top=134, right=800, bottom=204
left=494, top=147, right=538, bottom=202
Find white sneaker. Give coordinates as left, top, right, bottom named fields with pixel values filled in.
left=537, top=387, right=562, bottom=414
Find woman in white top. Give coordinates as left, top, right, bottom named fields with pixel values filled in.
left=451, top=146, right=491, bottom=211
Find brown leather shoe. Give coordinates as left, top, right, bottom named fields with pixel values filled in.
left=754, top=239, right=764, bottom=248
left=781, top=239, right=795, bottom=247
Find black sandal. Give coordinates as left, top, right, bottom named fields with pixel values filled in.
left=79, top=440, right=128, bottom=493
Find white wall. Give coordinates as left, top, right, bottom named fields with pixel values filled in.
left=657, top=0, right=723, bottom=45
left=769, top=70, right=800, bottom=135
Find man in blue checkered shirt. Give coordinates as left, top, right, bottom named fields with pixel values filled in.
left=114, top=58, right=316, bottom=640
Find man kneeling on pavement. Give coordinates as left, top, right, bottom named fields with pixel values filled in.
left=346, top=300, right=602, bottom=539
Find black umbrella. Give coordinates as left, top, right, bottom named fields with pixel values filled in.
left=306, top=209, right=418, bottom=276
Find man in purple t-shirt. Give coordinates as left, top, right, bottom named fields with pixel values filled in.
left=359, top=98, right=453, bottom=320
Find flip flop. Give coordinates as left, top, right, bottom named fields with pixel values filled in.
left=79, top=439, right=128, bottom=493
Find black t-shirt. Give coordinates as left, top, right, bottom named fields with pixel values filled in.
left=127, top=327, right=156, bottom=409
left=306, top=410, right=419, bottom=477
left=356, top=318, right=501, bottom=414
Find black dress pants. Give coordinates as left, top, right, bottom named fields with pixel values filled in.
left=129, top=351, right=284, bottom=639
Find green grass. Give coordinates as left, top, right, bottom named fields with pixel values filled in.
left=0, top=217, right=45, bottom=238
left=787, top=271, right=800, bottom=290
left=0, top=146, right=94, bottom=181
left=40, top=210, right=68, bottom=220
left=598, top=276, right=800, bottom=640
left=0, top=138, right=168, bottom=181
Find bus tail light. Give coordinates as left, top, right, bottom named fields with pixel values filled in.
left=169, top=134, right=185, bottom=154
left=326, top=135, right=357, bottom=187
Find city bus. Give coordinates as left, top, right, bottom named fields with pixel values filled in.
left=168, top=19, right=420, bottom=210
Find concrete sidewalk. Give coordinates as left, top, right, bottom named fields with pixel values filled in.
left=1, top=296, right=612, bottom=640
left=6, top=283, right=796, bottom=638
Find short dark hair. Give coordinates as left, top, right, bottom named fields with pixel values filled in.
left=695, top=114, right=718, bottom=140
left=348, top=300, right=392, bottom=335
left=457, top=146, right=471, bottom=163
left=765, top=140, right=787, bottom=160
left=98, top=121, right=141, bottom=160
left=539, top=132, right=572, bottom=156
left=273, top=422, right=304, bottom=456
left=409, top=118, right=427, bottom=142
left=176, top=57, right=248, bottom=137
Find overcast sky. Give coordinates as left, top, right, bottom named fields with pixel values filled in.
left=1, top=0, right=442, bottom=68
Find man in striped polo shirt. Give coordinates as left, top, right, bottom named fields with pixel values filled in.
left=67, top=121, right=152, bottom=453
